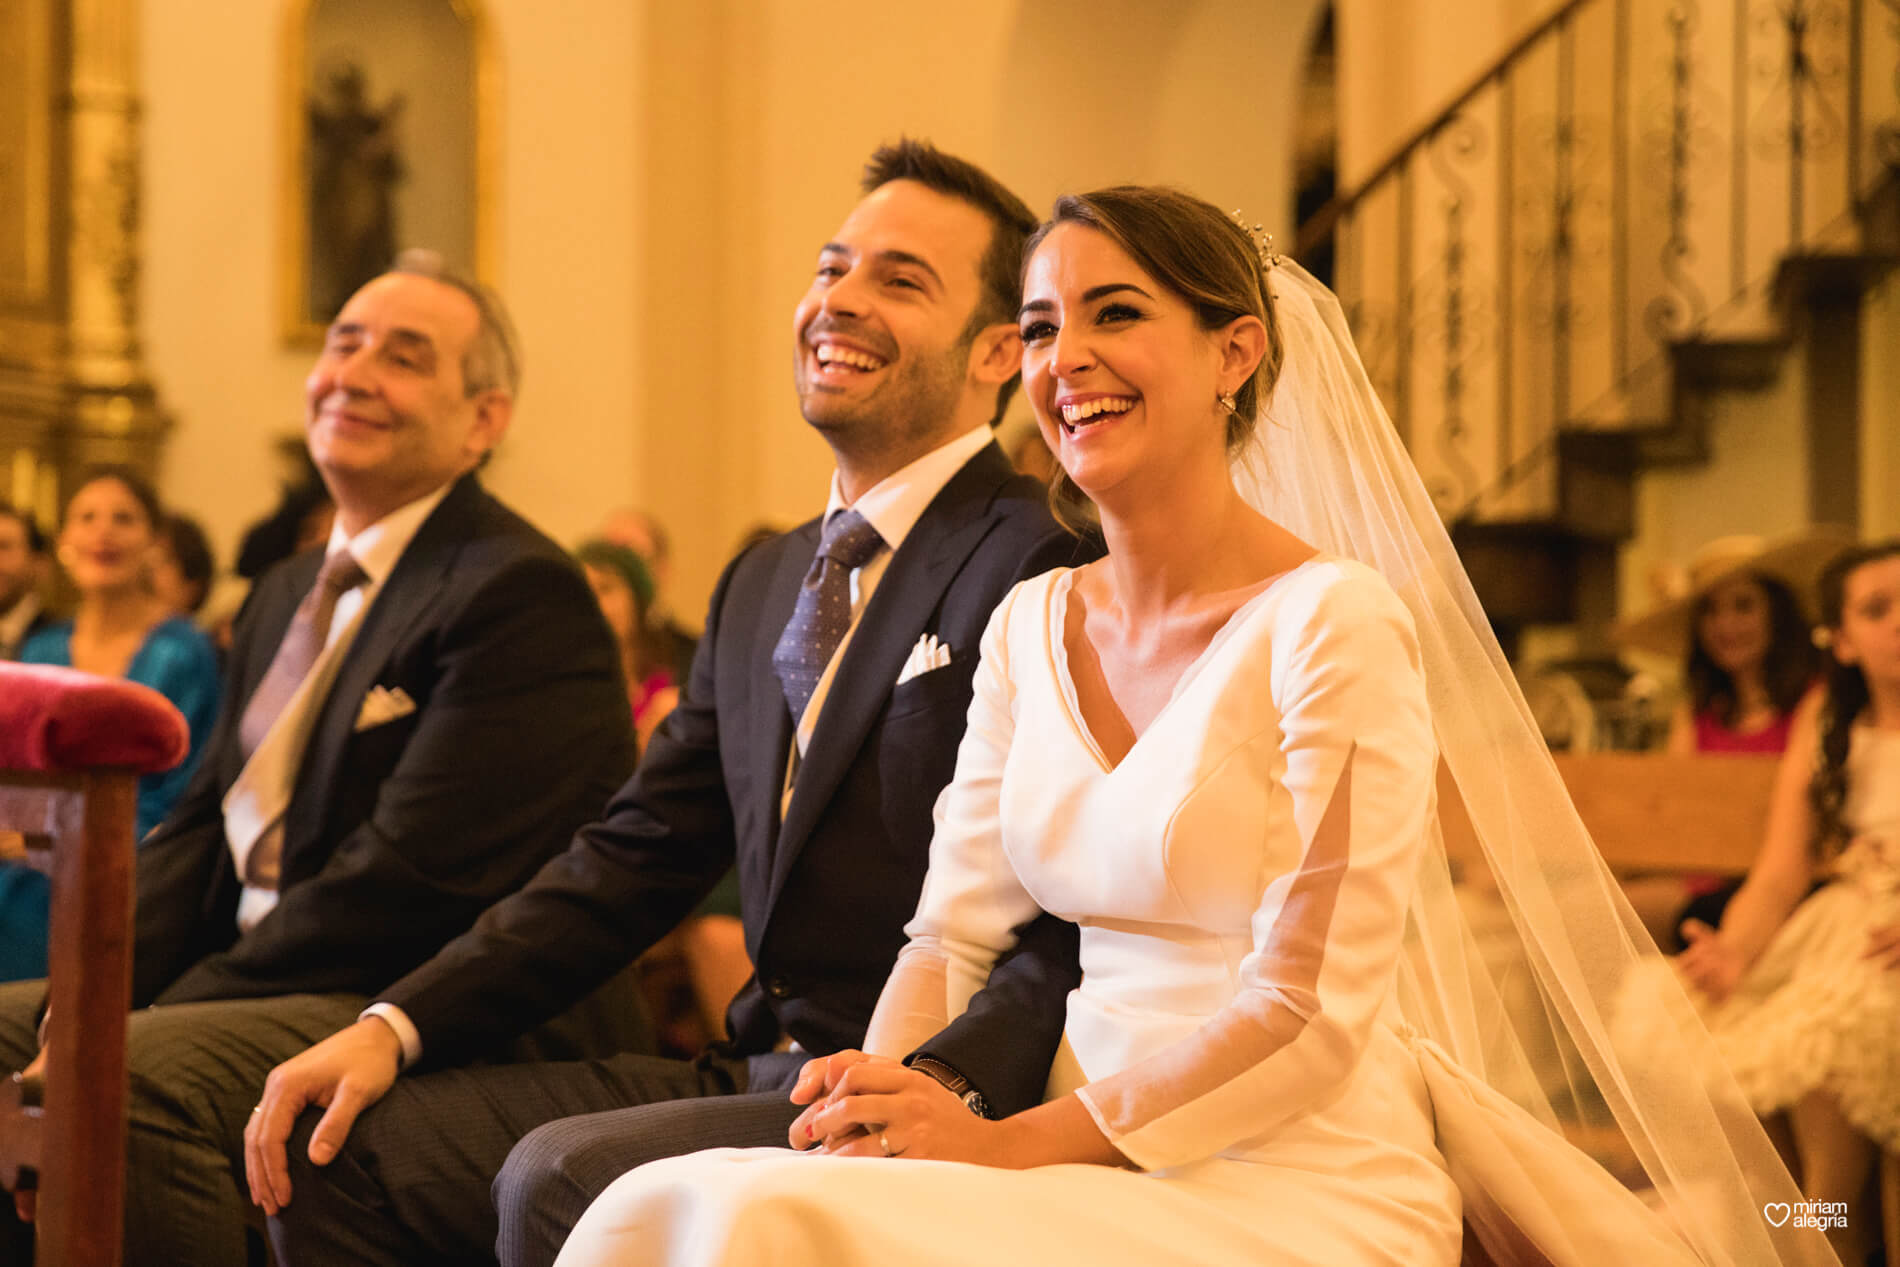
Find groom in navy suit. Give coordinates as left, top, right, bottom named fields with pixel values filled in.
left=252, top=140, right=1090, bottom=1266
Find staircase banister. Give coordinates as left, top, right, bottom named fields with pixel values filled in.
left=1296, top=0, right=1592, bottom=256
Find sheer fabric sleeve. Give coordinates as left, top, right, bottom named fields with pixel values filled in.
left=1075, top=568, right=1435, bottom=1171
left=862, top=581, right=1046, bottom=1060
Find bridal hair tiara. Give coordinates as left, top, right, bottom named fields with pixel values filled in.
left=1229, top=209, right=1286, bottom=271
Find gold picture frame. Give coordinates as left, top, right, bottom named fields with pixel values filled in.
left=278, top=0, right=499, bottom=345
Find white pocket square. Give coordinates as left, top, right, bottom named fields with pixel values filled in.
left=354, top=685, right=417, bottom=732
left=895, top=634, right=953, bottom=686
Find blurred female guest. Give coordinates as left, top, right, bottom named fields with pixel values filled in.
left=1618, top=532, right=1839, bottom=755
left=151, top=511, right=217, bottom=620
left=575, top=539, right=677, bottom=753
left=1615, top=531, right=1842, bottom=946
left=22, top=469, right=220, bottom=832
left=1674, top=540, right=1900, bottom=1265
left=555, top=189, right=1825, bottom=1267
left=8, top=469, right=220, bottom=980
left=577, top=538, right=750, bottom=1052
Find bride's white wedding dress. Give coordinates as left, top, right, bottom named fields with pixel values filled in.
left=556, top=559, right=1681, bottom=1267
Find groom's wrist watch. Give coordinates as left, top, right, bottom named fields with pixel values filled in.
left=907, top=1056, right=994, bottom=1119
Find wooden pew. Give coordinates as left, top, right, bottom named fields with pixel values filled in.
left=1551, top=752, right=1778, bottom=875
left=1437, top=752, right=1778, bottom=875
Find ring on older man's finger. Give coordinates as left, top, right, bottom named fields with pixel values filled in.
left=879, top=1132, right=896, bottom=1158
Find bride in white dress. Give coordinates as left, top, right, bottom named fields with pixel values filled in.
left=556, top=188, right=1836, bottom=1266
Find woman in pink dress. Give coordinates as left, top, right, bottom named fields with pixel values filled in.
left=1616, top=531, right=1846, bottom=946
left=577, top=539, right=747, bottom=1051
left=575, top=540, right=679, bottom=755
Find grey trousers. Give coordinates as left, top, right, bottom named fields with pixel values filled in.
left=0, top=980, right=368, bottom=1267
left=267, top=1049, right=808, bottom=1267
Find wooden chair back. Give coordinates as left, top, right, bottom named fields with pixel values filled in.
left=0, top=664, right=187, bottom=1267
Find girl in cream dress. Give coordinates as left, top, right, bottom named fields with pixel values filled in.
left=1673, top=540, right=1900, bottom=1265
left=557, top=189, right=1833, bottom=1267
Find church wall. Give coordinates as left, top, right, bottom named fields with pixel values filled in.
left=1334, top=0, right=1561, bottom=186
left=142, top=0, right=308, bottom=562
left=1619, top=350, right=1813, bottom=621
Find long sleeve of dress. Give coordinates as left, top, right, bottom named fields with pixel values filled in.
left=1074, top=572, right=1435, bottom=1170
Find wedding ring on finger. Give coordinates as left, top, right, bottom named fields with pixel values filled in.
left=879, top=1132, right=896, bottom=1158
left=250, top=1104, right=263, bottom=1116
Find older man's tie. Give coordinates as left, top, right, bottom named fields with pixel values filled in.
left=232, top=548, right=366, bottom=885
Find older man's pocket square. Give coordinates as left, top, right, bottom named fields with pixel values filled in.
left=895, top=634, right=953, bottom=686
left=354, top=685, right=417, bottom=732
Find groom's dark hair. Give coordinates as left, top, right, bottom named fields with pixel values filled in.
left=861, top=139, right=1038, bottom=426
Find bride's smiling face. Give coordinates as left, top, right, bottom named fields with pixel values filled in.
left=1019, top=223, right=1231, bottom=503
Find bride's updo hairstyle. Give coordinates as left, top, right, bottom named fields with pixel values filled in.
left=1025, top=186, right=1285, bottom=533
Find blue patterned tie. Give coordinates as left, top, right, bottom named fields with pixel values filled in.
left=772, top=508, right=884, bottom=725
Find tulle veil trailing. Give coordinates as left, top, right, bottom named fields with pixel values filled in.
left=1242, top=260, right=1836, bottom=1265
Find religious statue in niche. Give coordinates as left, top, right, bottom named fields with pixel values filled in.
left=281, top=0, right=486, bottom=344
left=307, top=59, right=406, bottom=325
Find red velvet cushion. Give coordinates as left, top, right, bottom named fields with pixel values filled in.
left=0, top=663, right=190, bottom=775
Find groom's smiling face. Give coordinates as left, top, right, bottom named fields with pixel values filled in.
left=792, top=179, right=993, bottom=456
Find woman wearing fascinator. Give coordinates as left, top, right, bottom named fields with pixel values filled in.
left=1612, top=530, right=1844, bottom=949
left=553, top=188, right=1835, bottom=1266
left=1617, top=531, right=1843, bottom=760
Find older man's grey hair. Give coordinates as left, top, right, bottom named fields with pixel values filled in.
left=389, top=249, right=522, bottom=399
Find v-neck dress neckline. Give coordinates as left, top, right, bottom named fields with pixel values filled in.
left=1048, top=558, right=1326, bottom=774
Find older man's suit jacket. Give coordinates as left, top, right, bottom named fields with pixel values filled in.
left=130, top=474, right=635, bottom=1011
left=384, top=443, right=1091, bottom=1117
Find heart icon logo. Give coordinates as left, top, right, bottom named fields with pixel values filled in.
left=1764, top=1203, right=1792, bottom=1227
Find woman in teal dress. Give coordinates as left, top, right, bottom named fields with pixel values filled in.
left=9, top=468, right=220, bottom=980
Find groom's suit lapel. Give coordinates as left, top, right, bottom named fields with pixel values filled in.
left=764, top=444, right=1013, bottom=909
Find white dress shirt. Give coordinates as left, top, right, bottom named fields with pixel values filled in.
left=225, top=481, right=455, bottom=934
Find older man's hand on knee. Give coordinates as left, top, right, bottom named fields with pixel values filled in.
left=243, top=1016, right=403, bottom=1215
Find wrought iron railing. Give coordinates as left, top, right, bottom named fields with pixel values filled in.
left=1299, top=0, right=1900, bottom=529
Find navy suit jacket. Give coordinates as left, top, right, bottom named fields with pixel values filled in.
left=384, top=443, right=1093, bottom=1117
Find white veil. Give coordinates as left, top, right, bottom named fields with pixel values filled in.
left=1239, top=259, right=1836, bottom=1266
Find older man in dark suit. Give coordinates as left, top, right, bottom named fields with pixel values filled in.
left=0, top=256, right=636, bottom=1267
left=251, top=140, right=1091, bottom=1267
